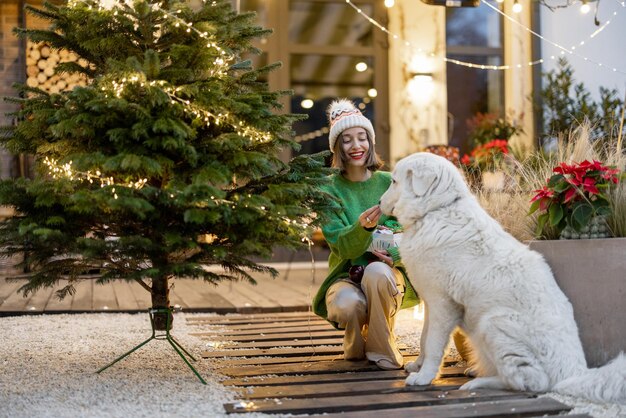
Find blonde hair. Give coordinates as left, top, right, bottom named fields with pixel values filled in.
left=331, top=132, right=384, bottom=172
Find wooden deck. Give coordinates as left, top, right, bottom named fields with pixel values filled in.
left=0, top=262, right=327, bottom=315
left=191, top=312, right=588, bottom=417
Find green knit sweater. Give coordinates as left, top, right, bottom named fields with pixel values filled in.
left=312, top=171, right=419, bottom=325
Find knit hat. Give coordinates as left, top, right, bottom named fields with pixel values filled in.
left=327, top=99, right=375, bottom=153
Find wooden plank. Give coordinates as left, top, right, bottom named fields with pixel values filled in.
left=203, top=346, right=416, bottom=359
left=70, top=279, right=93, bottom=311
left=0, top=279, right=25, bottom=306
left=187, top=315, right=318, bottom=326
left=127, top=280, right=151, bottom=310
left=21, top=285, right=55, bottom=313
left=218, top=339, right=409, bottom=350
left=210, top=353, right=343, bottom=367
left=223, top=389, right=529, bottom=414
left=244, top=277, right=312, bottom=304
left=222, top=366, right=467, bottom=387
left=195, top=319, right=330, bottom=332
left=237, top=376, right=471, bottom=399
left=92, top=282, right=119, bottom=311
left=44, top=280, right=74, bottom=311
left=187, top=311, right=316, bottom=323
left=110, top=280, right=141, bottom=311
left=197, top=324, right=335, bottom=336
left=0, top=282, right=35, bottom=312
left=208, top=281, right=264, bottom=311
left=309, top=397, right=572, bottom=418
left=170, top=279, right=235, bottom=311
left=223, top=280, right=289, bottom=310
left=216, top=356, right=465, bottom=377
left=195, top=330, right=344, bottom=342
left=220, top=338, right=344, bottom=349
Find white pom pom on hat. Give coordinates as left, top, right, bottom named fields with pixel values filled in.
left=327, top=99, right=375, bottom=153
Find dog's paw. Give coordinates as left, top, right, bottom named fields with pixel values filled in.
left=405, top=371, right=435, bottom=386
left=459, top=380, right=480, bottom=391
left=404, top=358, right=423, bottom=373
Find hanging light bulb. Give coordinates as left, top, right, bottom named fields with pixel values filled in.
left=355, top=61, right=368, bottom=72
left=580, top=0, right=591, bottom=13
left=495, top=0, right=504, bottom=3
left=300, top=98, right=314, bottom=109
left=384, top=0, right=395, bottom=8
left=512, top=0, right=522, bottom=13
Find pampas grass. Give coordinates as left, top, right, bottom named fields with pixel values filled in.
left=469, top=122, right=626, bottom=241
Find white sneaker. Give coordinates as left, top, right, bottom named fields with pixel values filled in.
left=375, top=358, right=402, bottom=370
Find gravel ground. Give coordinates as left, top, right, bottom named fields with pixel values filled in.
left=1, top=309, right=624, bottom=418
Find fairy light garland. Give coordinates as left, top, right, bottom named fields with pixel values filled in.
left=43, top=156, right=148, bottom=199
left=294, top=127, right=329, bottom=143
left=68, top=0, right=234, bottom=76
left=345, top=0, right=626, bottom=75
left=39, top=0, right=317, bottom=238
left=480, top=0, right=626, bottom=75
left=43, top=157, right=307, bottom=228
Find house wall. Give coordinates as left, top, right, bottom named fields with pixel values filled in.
left=387, top=0, right=447, bottom=165
left=387, top=0, right=536, bottom=164
left=502, top=0, right=535, bottom=150
left=540, top=4, right=626, bottom=102
left=0, top=0, right=50, bottom=179
left=0, top=0, right=23, bottom=179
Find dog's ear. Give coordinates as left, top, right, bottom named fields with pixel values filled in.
left=407, top=167, right=437, bottom=197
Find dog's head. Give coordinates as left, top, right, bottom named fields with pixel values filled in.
left=380, top=152, right=470, bottom=224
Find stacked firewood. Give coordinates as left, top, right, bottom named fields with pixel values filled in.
left=26, top=41, right=89, bottom=93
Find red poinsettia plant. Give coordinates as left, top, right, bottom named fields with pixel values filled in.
left=529, top=160, right=623, bottom=236
left=461, top=139, right=510, bottom=171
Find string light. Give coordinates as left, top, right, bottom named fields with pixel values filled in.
left=43, top=156, right=148, bottom=199
left=343, top=0, right=626, bottom=75
left=68, top=0, right=234, bottom=76
left=480, top=0, right=626, bottom=74
left=294, top=127, right=329, bottom=143
left=580, top=1, right=591, bottom=14
left=512, top=0, right=522, bottom=13
left=43, top=157, right=311, bottom=230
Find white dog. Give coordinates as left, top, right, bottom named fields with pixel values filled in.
left=379, top=152, right=626, bottom=404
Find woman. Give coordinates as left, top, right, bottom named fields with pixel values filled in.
left=312, top=99, right=419, bottom=370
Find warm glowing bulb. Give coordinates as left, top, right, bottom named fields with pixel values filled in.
left=355, top=62, right=368, bottom=72
left=300, top=98, right=314, bottom=109
left=580, top=2, right=590, bottom=13
left=384, top=0, right=395, bottom=7
left=495, top=0, right=504, bottom=3
left=367, top=88, right=378, bottom=98
left=512, top=1, right=522, bottom=13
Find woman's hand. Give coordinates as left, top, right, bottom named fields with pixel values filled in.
left=359, top=205, right=382, bottom=229
left=371, top=249, right=393, bottom=267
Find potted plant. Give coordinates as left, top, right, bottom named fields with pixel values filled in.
left=469, top=124, right=626, bottom=367
left=529, top=160, right=622, bottom=239
left=461, top=139, right=511, bottom=190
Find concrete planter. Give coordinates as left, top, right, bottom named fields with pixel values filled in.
left=529, top=238, right=626, bottom=367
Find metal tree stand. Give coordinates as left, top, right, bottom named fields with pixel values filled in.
left=96, top=307, right=206, bottom=384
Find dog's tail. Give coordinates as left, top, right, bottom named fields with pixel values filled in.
left=553, top=352, right=626, bottom=405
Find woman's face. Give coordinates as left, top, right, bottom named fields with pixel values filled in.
left=340, top=127, right=370, bottom=168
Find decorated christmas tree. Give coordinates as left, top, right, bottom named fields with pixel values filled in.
left=0, top=0, right=333, bottom=330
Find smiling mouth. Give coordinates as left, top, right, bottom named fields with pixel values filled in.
left=349, top=152, right=365, bottom=160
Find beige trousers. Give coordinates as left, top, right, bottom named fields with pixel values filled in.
left=326, top=262, right=405, bottom=368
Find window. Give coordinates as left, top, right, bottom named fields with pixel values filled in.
left=239, top=0, right=388, bottom=161
left=446, top=3, right=503, bottom=153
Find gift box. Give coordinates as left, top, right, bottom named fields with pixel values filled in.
left=367, top=227, right=403, bottom=252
